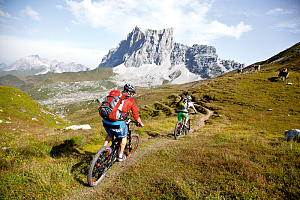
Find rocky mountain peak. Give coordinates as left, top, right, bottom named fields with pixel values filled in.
left=3, top=55, right=89, bottom=75
left=98, top=27, right=244, bottom=80
left=99, top=27, right=175, bottom=68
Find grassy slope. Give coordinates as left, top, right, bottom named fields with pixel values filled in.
left=246, top=41, right=300, bottom=73
left=1, top=43, right=300, bottom=199
left=0, top=67, right=114, bottom=92
left=2, top=68, right=298, bottom=199
left=0, top=86, right=70, bottom=129
left=0, top=68, right=45, bottom=77
left=82, top=69, right=299, bottom=199
left=0, top=86, right=74, bottom=199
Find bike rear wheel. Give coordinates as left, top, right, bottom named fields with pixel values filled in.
left=123, top=133, right=140, bottom=160
left=87, top=146, right=112, bottom=187
left=174, top=121, right=183, bottom=140
left=185, top=119, right=190, bottom=135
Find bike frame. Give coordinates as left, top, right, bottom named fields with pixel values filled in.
left=174, top=113, right=196, bottom=140
left=87, top=119, right=140, bottom=187
left=108, top=119, right=138, bottom=164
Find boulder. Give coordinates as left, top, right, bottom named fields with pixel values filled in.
left=285, top=129, right=300, bottom=141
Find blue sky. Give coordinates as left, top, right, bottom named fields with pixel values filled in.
left=0, top=0, right=299, bottom=69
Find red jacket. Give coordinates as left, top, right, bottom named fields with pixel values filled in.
left=122, top=93, right=140, bottom=121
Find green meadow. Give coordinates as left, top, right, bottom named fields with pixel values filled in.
left=1, top=42, right=300, bottom=199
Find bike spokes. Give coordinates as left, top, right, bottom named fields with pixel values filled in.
left=88, top=147, right=111, bottom=187
left=92, top=152, right=109, bottom=181
left=174, top=121, right=183, bottom=140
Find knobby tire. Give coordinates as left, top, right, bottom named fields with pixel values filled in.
left=123, top=133, right=140, bottom=160
left=174, top=121, right=183, bottom=140
left=185, top=119, right=190, bottom=135
left=87, top=146, right=112, bottom=187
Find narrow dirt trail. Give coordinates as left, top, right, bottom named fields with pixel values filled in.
left=66, top=108, right=214, bottom=199
left=190, top=109, right=214, bottom=134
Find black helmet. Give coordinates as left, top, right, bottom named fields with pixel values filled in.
left=124, top=83, right=136, bottom=93
left=186, top=96, right=192, bottom=100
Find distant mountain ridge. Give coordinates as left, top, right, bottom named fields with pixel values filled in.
left=0, top=63, right=7, bottom=70
left=99, top=26, right=244, bottom=80
left=0, top=41, right=299, bottom=116
left=2, top=55, right=89, bottom=76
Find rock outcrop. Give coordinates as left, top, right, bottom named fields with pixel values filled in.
left=99, top=26, right=244, bottom=79
left=99, top=27, right=174, bottom=68
left=285, top=129, right=300, bottom=141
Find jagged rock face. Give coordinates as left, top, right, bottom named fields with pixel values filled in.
left=99, top=26, right=244, bottom=79
left=184, top=45, right=218, bottom=78
left=99, top=26, right=174, bottom=68
left=170, top=43, right=189, bottom=65
left=124, top=27, right=174, bottom=67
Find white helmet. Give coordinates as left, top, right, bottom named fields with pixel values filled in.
left=124, top=83, right=136, bottom=93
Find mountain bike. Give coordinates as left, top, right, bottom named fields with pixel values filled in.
left=174, top=113, right=197, bottom=140
left=87, top=119, right=140, bottom=187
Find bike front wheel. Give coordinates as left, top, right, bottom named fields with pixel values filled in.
left=87, top=146, right=112, bottom=187
left=174, top=121, right=183, bottom=140
left=123, top=133, right=140, bottom=160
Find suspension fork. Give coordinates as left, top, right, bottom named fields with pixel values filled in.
left=127, top=129, right=132, bottom=151
left=109, top=139, right=119, bottom=165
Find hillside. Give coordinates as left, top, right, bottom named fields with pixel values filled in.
left=0, top=86, right=70, bottom=128
left=1, top=42, right=300, bottom=199
left=0, top=42, right=299, bottom=117
left=0, top=67, right=114, bottom=91
left=0, top=68, right=115, bottom=115
left=68, top=61, right=300, bottom=199
left=1, top=63, right=299, bottom=199
left=0, top=68, right=45, bottom=77
left=246, top=42, right=300, bottom=73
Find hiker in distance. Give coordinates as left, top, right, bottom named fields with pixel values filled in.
left=100, top=83, right=144, bottom=162
left=177, top=96, right=198, bottom=126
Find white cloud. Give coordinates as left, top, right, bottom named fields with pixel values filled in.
left=184, top=21, right=251, bottom=45
left=65, top=0, right=251, bottom=45
left=24, top=25, right=39, bottom=34
left=0, top=10, right=12, bottom=18
left=56, top=5, right=63, bottom=9
left=20, top=5, right=41, bottom=21
left=0, top=9, right=17, bottom=30
left=273, top=19, right=300, bottom=33
left=0, top=6, right=17, bottom=30
left=267, top=8, right=294, bottom=15
left=0, top=35, right=106, bottom=68
left=0, top=24, right=15, bottom=30
left=0, top=6, right=18, bottom=21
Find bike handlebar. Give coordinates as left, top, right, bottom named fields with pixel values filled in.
left=126, top=119, right=143, bottom=127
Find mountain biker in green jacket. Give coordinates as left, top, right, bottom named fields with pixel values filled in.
left=102, top=83, right=144, bottom=162
left=177, top=96, right=197, bottom=126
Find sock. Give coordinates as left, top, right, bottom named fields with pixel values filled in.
left=119, top=153, right=123, bottom=158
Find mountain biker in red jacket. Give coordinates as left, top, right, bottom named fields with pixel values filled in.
left=102, top=83, right=144, bottom=162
